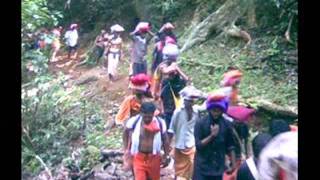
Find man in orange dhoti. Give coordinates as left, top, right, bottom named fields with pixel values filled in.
left=168, top=86, right=205, bottom=179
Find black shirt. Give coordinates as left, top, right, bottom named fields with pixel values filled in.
left=194, top=114, right=236, bottom=176
left=236, top=159, right=257, bottom=180
left=234, top=122, right=249, bottom=158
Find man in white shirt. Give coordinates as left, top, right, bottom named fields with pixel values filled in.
left=168, top=86, right=205, bottom=180
left=64, top=24, right=79, bottom=59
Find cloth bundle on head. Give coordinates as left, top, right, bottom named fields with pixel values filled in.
left=129, top=73, right=150, bottom=92
left=110, top=24, right=125, bottom=32
left=206, top=93, right=229, bottom=112
left=134, top=22, right=151, bottom=33
left=162, top=43, right=179, bottom=61
left=70, top=24, right=78, bottom=29
left=179, top=86, right=205, bottom=100
left=164, top=22, right=175, bottom=30
left=221, top=70, right=243, bottom=87
left=226, top=106, right=255, bottom=123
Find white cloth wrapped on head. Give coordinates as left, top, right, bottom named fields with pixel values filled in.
left=162, top=44, right=179, bottom=60
left=179, top=86, right=206, bottom=100
left=110, top=24, right=125, bottom=33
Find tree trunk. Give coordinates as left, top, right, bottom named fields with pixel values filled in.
left=181, top=0, right=253, bottom=52
left=247, top=0, right=257, bottom=28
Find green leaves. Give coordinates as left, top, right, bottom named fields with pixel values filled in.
left=22, top=0, right=63, bottom=46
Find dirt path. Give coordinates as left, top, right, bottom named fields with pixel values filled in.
left=48, top=45, right=131, bottom=126
left=47, top=44, right=175, bottom=179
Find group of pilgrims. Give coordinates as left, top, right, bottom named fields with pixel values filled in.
left=30, top=21, right=298, bottom=180
left=99, top=21, right=298, bottom=180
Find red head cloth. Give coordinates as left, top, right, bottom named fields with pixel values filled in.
left=207, top=92, right=227, bottom=102
left=227, top=106, right=255, bottom=123
left=222, top=70, right=243, bottom=87
left=290, top=125, right=298, bottom=132
left=129, top=73, right=150, bottom=92
left=130, top=73, right=150, bottom=85
left=223, top=70, right=243, bottom=80
left=222, top=76, right=241, bottom=87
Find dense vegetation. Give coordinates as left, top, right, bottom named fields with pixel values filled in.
left=21, top=0, right=297, bottom=178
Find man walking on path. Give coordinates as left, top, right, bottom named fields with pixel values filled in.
left=151, top=43, right=189, bottom=128
left=193, top=94, right=237, bottom=180
left=123, top=102, right=171, bottom=180
left=93, top=29, right=107, bottom=64
left=115, top=73, right=155, bottom=126
left=106, top=24, right=124, bottom=81
left=129, top=22, right=155, bottom=76
left=64, top=24, right=79, bottom=59
left=168, top=86, right=204, bottom=179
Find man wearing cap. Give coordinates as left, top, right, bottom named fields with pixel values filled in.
left=105, top=24, right=124, bottom=81
left=123, top=102, right=171, bottom=180
left=129, top=22, right=155, bottom=76
left=167, top=86, right=204, bottom=180
left=193, top=94, right=237, bottom=180
left=64, top=24, right=79, bottom=59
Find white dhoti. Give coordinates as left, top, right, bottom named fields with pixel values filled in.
left=107, top=52, right=120, bottom=76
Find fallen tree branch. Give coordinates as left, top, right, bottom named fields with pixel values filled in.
left=244, top=98, right=297, bottom=118
left=285, top=15, right=294, bottom=44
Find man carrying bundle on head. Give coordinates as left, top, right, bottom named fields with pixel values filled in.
left=151, top=22, right=177, bottom=74
left=167, top=85, right=205, bottom=180
left=220, top=68, right=243, bottom=106
left=115, top=73, right=156, bottom=126
left=223, top=106, right=257, bottom=180
left=151, top=42, right=189, bottom=128
left=193, top=93, right=237, bottom=180
left=64, top=23, right=79, bottom=59
left=105, top=24, right=124, bottom=81
left=129, top=22, right=155, bottom=76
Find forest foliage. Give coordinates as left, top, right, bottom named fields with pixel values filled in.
left=21, top=0, right=298, bottom=177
